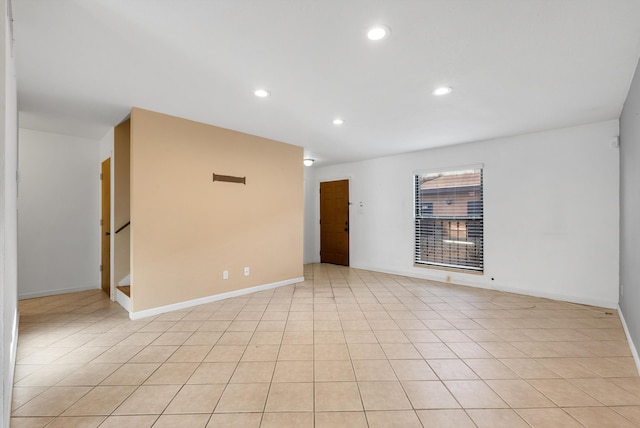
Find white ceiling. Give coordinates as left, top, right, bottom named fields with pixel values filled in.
left=11, top=0, right=640, bottom=166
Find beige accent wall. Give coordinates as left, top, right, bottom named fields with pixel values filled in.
left=114, top=119, right=131, bottom=286
left=129, top=108, right=303, bottom=312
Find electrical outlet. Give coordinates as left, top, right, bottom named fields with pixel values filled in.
left=244, top=266, right=250, bottom=276
left=223, top=270, right=229, bottom=280
left=446, top=275, right=451, bottom=283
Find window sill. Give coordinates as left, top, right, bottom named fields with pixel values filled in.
left=413, top=263, right=484, bottom=276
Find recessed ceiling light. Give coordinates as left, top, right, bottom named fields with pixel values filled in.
left=303, top=158, right=315, bottom=167
left=367, top=25, right=390, bottom=41
left=433, top=86, right=453, bottom=96
left=333, top=118, right=344, bottom=125
left=254, top=89, right=270, bottom=98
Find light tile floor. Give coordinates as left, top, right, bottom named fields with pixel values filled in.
left=10, top=263, right=640, bottom=427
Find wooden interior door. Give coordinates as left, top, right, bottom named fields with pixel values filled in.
left=100, top=158, right=111, bottom=294
left=320, top=179, right=350, bottom=266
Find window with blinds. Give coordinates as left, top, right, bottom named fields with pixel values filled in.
left=414, top=168, right=483, bottom=272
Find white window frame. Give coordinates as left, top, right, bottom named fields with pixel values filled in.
left=414, top=165, right=484, bottom=273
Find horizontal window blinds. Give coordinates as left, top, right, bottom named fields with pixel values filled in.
left=414, top=168, right=483, bottom=272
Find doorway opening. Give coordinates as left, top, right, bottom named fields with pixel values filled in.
left=100, top=158, right=111, bottom=294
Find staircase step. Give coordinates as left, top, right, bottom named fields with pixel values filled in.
left=116, top=285, right=130, bottom=297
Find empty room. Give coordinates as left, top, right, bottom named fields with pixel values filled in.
left=2, top=0, right=640, bottom=427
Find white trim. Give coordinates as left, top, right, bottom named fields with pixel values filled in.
left=18, top=285, right=100, bottom=300
left=353, top=263, right=619, bottom=309
left=129, top=277, right=304, bottom=320
left=10, top=309, right=18, bottom=367
left=413, top=163, right=484, bottom=176
left=7, top=308, right=19, bottom=422
left=319, top=175, right=352, bottom=184
left=107, top=151, right=115, bottom=302
left=618, top=305, right=640, bottom=376
left=116, top=287, right=131, bottom=312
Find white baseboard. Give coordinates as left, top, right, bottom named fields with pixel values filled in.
left=10, top=308, right=18, bottom=367
left=18, top=285, right=100, bottom=300
left=4, top=308, right=19, bottom=427
left=129, top=277, right=304, bottom=320
left=618, top=305, right=640, bottom=376
left=352, top=263, right=618, bottom=309
left=116, top=287, right=131, bottom=312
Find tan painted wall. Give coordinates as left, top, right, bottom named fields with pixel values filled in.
left=129, top=108, right=303, bottom=311
left=114, top=119, right=131, bottom=286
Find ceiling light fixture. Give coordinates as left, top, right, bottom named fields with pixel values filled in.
left=333, top=118, right=344, bottom=125
left=433, top=86, right=453, bottom=96
left=254, top=89, right=271, bottom=98
left=303, top=158, right=315, bottom=167
left=367, top=25, right=390, bottom=41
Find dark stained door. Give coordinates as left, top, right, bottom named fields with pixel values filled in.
left=320, top=180, right=349, bottom=266
left=100, top=158, right=111, bottom=294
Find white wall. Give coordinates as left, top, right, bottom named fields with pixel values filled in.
left=309, top=120, right=620, bottom=308
left=99, top=127, right=114, bottom=162
left=619, top=57, right=640, bottom=362
left=18, top=129, right=100, bottom=298
left=303, top=165, right=316, bottom=264
left=1, top=0, right=18, bottom=425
